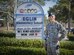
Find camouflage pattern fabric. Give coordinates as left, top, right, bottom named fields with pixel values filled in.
left=45, top=21, right=67, bottom=55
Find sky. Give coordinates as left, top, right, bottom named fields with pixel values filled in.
left=42, top=0, right=57, bottom=17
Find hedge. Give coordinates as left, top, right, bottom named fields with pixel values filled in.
left=0, top=37, right=44, bottom=48
left=67, top=33, right=74, bottom=41
left=0, top=46, right=74, bottom=55
left=60, top=49, right=74, bottom=55
left=0, top=46, right=46, bottom=55
left=60, top=41, right=74, bottom=50
left=0, top=37, right=74, bottom=50
left=0, top=32, right=15, bottom=38
left=0, top=31, right=74, bottom=41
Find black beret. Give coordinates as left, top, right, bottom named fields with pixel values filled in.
left=48, top=13, right=55, bottom=17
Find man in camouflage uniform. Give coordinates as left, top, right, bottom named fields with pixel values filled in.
left=44, top=13, right=67, bottom=55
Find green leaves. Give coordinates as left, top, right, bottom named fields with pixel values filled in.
left=0, top=37, right=44, bottom=48
left=0, top=37, right=74, bottom=55
left=0, top=46, right=46, bottom=55
left=60, top=41, right=74, bottom=50
left=49, top=0, right=74, bottom=23
left=34, top=0, right=45, bottom=5
left=67, top=33, right=74, bottom=41
left=60, top=49, right=74, bottom=55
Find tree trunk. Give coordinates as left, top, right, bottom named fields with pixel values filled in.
left=6, top=15, right=9, bottom=31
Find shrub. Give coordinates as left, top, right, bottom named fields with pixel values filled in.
left=0, top=37, right=44, bottom=48
left=60, top=49, right=74, bottom=55
left=0, top=37, right=74, bottom=50
left=0, top=37, right=74, bottom=55
left=0, top=46, right=46, bottom=55
left=67, top=33, right=74, bottom=41
left=0, top=32, right=15, bottom=38
left=0, top=46, right=74, bottom=55
left=60, top=41, right=74, bottom=50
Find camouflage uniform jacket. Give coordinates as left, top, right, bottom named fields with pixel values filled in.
left=45, top=21, right=67, bottom=43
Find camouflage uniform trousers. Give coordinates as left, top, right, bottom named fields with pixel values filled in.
left=45, top=39, right=60, bottom=55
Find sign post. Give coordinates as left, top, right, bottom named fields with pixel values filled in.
left=14, top=1, right=44, bottom=39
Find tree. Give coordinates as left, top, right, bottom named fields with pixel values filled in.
left=48, top=0, right=74, bottom=33
left=33, top=0, right=45, bottom=5
left=71, top=0, right=74, bottom=22
left=0, top=0, right=45, bottom=30
left=49, top=0, right=74, bottom=22
left=48, top=0, right=69, bottom=23
left=0, top=0, right=14, bottom=30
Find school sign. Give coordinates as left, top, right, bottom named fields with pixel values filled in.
left=14, top=2, right=44, bottom=39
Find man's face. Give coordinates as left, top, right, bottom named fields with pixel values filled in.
left=48, top=15, right=55, bottom=21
